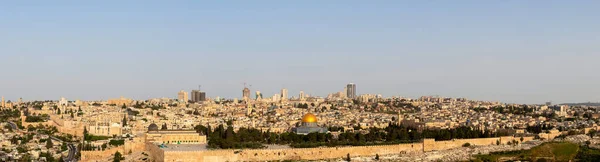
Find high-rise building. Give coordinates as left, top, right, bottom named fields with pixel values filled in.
left=255, top=91, right=262, bottom=100
left=191, top=90, right=206, bottom=103
left=281, top=88, right=288, bottom=101
left=342, top=87, right=348, bottom=98
left=242, top=87, right=251, bottom=101
left=1, top=96, right=4, bottom=108
left=346, top=83, right=356, bottom=99
left=178, top=90, right=189, bottom=103
left=299, top=91, right=305, bottom=100
left=272, top=94, right=280, bottom=102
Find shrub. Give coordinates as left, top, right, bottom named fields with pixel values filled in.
left=463, top=143, right=471, bottom=147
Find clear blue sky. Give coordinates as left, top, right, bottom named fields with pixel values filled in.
left=1, top=1, right=599, bottom=104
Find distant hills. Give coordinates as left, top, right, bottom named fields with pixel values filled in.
left=560, top=102, right=600, bottom=106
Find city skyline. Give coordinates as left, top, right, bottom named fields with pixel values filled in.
left=1, top=1, right=600, bottom=104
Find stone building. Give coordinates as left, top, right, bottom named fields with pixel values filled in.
left=293, top=113, right=328, bottom=135
left=145, top=123, right=207, bottom=145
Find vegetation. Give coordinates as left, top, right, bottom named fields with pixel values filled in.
left=113, top=151, right=124, bottom=162
left=109, top=139, right=125, bottom=147
left=25, top=114, right=49, bottom=122
left=46, top=139, right=53, bottom=149
left=197, top=123, right=511, bottom=149
left=474, top=142, right=580, bottom=162
left=576, top=146, right=600, bottom=161
left=0, top=109, right=21, bottom=122
left=462, top=143, right=471, bottom=147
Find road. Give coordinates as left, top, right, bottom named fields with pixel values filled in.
left=8, top=121, right=18, bottom=130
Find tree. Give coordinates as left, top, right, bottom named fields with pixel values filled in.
left=113, top=151, right=123, bottom=162
left=346, top=153, right=351, bottom=161
left=462, top=143, right=471, bottom=147
left=121, top=104, right=126, bottom=109
left=70, top=112, right=74, bottom=118
left=375, top=154, right=379, bottom=160
left=46, top=139, right=53, bottom=149
left=520, top=136, right=524, bottom=143
left=122, top=115, right=127, bottom=127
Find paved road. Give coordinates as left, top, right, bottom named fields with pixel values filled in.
left=64, top=143, right=77, bottom=162
left=8, top=121, right=18, bottom=130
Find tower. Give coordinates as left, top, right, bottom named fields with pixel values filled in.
left=178, top=90, right=189, bottom=103
left=397, top=112, right=403, bottom=125
left=299, top=91, right=305, bottom=101
left=346, top=83, right=356, bottom=99
left=1, top=96, right=4, bottom=108
left=242, top=85, right=251, bottom=101
left=281, top=88, right=288, bottom=101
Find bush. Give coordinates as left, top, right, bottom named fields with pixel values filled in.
left=462, top=143, right=471, bottom=147
left=108, top=140, right=125, bottom=146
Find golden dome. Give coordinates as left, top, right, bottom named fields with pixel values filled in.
left=302, top=113, right=317, bottom=123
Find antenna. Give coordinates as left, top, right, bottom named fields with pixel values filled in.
left=198, top=85, right=202, bottom=91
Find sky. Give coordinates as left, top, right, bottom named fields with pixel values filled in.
left=0, top=1, right=599, bottom=104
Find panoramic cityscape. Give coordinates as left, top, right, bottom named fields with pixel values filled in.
left=2, top=1, right=600, bottom=162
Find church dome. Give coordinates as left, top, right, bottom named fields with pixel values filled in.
left=148, top=123, right=159, bottom=132
left=302, top=113, right=317, bottom=123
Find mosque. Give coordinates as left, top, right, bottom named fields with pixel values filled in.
left=293, top=113, right=328, bottom=135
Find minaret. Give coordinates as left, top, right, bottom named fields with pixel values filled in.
left=397, top=112, right=403, bottom=125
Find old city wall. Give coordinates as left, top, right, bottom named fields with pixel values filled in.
left=80, top=146, right=125, bottom=162
left=146, top=142, right=165, bottom=162
left=20, top=115, right=84, bottom=137
left=79, top=136, right=539, bottom=162
left=160, top=143, right=423, bottom=162
left=79, top=140, right=145, bottom=162
left=424, top=136, right=535, bottom=152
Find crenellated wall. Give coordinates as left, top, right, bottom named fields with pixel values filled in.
left=161, top=143, right=422, bottom=162
left=82, top=136, right=537, bottom=162
left=424, top=136, right=535, bottom=152
left=80, top=146, right=125, bottom=162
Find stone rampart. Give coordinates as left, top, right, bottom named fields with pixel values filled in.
left=80, top=146, right=125, bottom=162
left=116, top=136, right=537, bottom=162
left=160, top=143, right=422, bottom=162
left=424, top=136, right=534, bottom=152
left=146, top=142, right=165, bottom=162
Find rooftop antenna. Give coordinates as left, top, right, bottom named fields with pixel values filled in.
left=198, top=85, right=202, bottom=91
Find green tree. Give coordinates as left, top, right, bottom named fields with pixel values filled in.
left=122, top=115, right=127, bottom=126
left=113, top=151, right=123, bottom=162
left=375, top=154, right=379, bottom=160
left=121, top=104, right=126, bottom=109
left=346, top=153, right=351, bottom=161
left=46, top=139, right=53, bottom=149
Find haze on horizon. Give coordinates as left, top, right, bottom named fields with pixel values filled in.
left=1, top=1, right=599, bottom=104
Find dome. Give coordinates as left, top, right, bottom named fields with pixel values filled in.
left=148, top=123, right=159, bottom=132
left=302, top=113, right=317, bottom=123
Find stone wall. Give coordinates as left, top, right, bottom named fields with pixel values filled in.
left=424, top=136, right=535, bottom=152
left=80, top=146, right=125, bottom=162
left=145, top=142, right=165, bottom=162
left=161, top=143, right=422, bottom=162
left=85, top=136, right=537, bottom=162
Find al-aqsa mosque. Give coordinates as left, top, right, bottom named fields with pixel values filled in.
left=293, top=113, right=328, bottom=135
